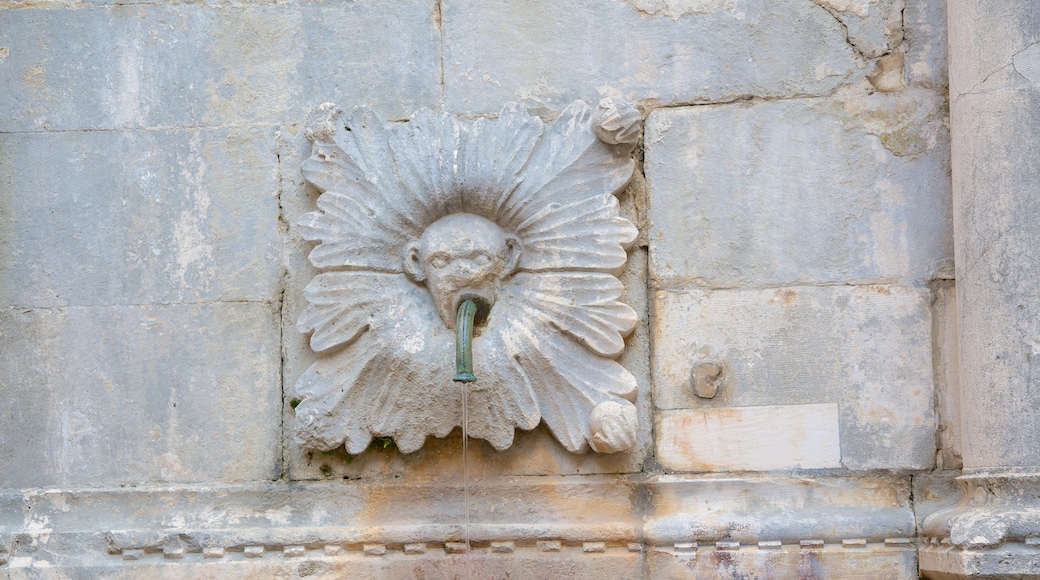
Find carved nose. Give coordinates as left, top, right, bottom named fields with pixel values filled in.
left=452, top=260, right=480, bottom=278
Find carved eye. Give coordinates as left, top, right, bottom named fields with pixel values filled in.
left=475, top=254, right=491, bottom=267
left=431, top=256, right=448, bottom=269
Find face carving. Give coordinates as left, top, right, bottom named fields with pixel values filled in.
left=403, top=213, right=522, bottom=328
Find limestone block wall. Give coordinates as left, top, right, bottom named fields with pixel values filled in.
left=0, top=0, right=957, bottom=578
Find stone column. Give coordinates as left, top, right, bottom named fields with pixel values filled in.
left=921, top=1, right=1040, bottom=577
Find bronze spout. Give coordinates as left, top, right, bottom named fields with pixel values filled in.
left=453, top=298, right=478, bottom=382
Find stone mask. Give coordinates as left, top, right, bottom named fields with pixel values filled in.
left=403, top=213, right=522, bottom=329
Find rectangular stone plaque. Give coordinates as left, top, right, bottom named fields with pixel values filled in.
left=656, top=403, right=841, bottom=472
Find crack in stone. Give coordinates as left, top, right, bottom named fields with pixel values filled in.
left=953, top=41, right=1040, bottom=100
left=274, top=133, right=290, bottom=482
left=927, top=279, right=956, bottom=471
left=812, top=1, right=870, bottom=61
left=956, top=63, right=1014, bottom=101
left=435, top=0, right=445, bottom=110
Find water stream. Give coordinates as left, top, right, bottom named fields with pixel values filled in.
left=453, top=297, right=481, bottom=579
left=453, top=297, right=476, bottom=579
left=461, top=380, right=472, bottom=580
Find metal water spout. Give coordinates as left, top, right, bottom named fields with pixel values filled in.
left=453, top=297, right=478, bottom=383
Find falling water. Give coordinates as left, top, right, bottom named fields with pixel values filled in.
left=461, top=379, right=472, bottom=580
left=453, top=298, right=477, bottom=579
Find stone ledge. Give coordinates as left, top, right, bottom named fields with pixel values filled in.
left=0, top=474, right=918, bottom=574
left=3, top=548, right=644, bottom=580
left=0, top=538, right=922, bottom=579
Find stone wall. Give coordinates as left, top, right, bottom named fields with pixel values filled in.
left=0, top=0, right=959, bottom=578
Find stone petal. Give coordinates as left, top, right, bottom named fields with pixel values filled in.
left=295, top=285, right=460, bottom=455
left=497, top=100, right=635, bottom=224
left=297, top=272, right=412, bottom=352
left=465, top=328, right=543, bottom=450
left=505, top=315, right=638, bottom=453
left=300, top=107, right=427, bottom=269
left=362, top=336, right=459, bottom=454
left=388, top=108, right=465, bottom=223
left=298, top=191, right=405, bottom=271
left=515, top=194, right=637, bottom=273
left=512, top=272, right=637, bottom=357
left=294, top=336, right=385, bottom=452
left=459, top=102, right=545, bottom=219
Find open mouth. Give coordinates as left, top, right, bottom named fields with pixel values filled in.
left=452, top=289, right=494, bottom=327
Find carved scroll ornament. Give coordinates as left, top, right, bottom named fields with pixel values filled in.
left=294, top=99, right=642, bottom=454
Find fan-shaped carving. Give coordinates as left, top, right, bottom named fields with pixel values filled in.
left=295, top=98, right=642, bottom=454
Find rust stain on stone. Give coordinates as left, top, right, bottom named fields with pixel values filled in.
left=771, top=288, right=799, bottom=306
left=22, top=64, right=45, bottom=86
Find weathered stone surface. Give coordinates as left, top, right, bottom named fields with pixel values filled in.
left=443, top=0, right=862, bottom=114
left=656, top=403, right=842, bottom=472
left=652, top=285, right=935, bottom=470
left=0, top=0, right=972, bottom=576
left=904, top=0, right=948, bottom=88
left=0, top=303, right=280, bottom=488
left=920, top=545, right=1040, bottom=580
left=0, top=128, right=282, bottom=307
left=919, top=7, right=1040, bottom=576
left=868, top=51, right=907, bottom=92
left=646, top=88, right=951, bottom=288
left=0, top=1, right=440, bottom=132
left=0, top=5, right=293, bottom=131
left=923, top=472, right=1040, bottom=555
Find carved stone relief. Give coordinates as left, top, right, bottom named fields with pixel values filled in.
left=293, top=99, right=642, bottom=454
